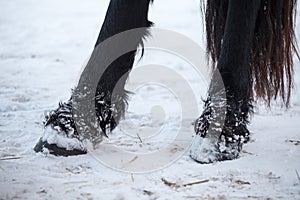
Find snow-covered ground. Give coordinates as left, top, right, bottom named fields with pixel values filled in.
left=1, top=0, right=300, bottom=199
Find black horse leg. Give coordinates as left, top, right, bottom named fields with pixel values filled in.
left=191, top=0, right=261, bottom=163
left=34, top=0, right=153, bottom=156
left=92, top=0, right=153, bottom=137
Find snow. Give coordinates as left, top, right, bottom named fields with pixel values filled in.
left=0, top=0, right=300, bottom=199
left=41, top=127, right=86, bottom=151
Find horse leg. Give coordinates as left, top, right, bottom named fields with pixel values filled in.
left=190, top=0, right=261, bottom=163
left=34, top=0, right=153, bottom=156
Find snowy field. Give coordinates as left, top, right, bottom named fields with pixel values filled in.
left=1, top=0, right=300, bottom=199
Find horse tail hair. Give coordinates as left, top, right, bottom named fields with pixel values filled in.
left=205, top=0, right=299, bottom=107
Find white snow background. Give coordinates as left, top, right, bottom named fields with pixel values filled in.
left=0, top=0, right=300, bottom=199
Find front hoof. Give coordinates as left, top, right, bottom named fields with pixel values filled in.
left=34, top=138, right=87, bottom=156
left=34, top=128, right=87, bottom=157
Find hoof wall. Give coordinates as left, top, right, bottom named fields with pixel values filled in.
left=189, top=135, right=241, bottom=164
left=34, top=138, right=87, bottom=157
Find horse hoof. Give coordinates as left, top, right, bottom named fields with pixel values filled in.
left=34, top=128, right=87, bottom=157
left=189, top=134, right=241, bottom=164
left=34, top=138, right=87, bottom=156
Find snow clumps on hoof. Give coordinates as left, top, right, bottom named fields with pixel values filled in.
left=34, top=100, right=87, bottom=156
left=190, top=95, right=250, bottom=164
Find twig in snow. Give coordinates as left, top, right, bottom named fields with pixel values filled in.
left=234, top=180, right=251, bottom=185
left=162, top=178, right=209, bottom=188
left=131, top=173, right=134, bottom=182
left=137, top=133, right=143, bottom=143
left=63, top=181, right=88, bottom=184
left=296, top=170, right=300, bottom=181
left=143, top=190, right=154, bottom=196
left=0, top=156, right=22, bottom=161
left=161, top=178, right=180, bottom=188
left=183, top=196, right=203, bottom=199
left=183, top=179, right=209, bottom=187
left=129, top=156, right=138, bottom=163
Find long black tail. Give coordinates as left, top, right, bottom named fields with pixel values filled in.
left=205, top=0, right=299, bottom=106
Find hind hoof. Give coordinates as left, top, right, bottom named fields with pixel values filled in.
left=189, top=134, right=241, bottom=164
